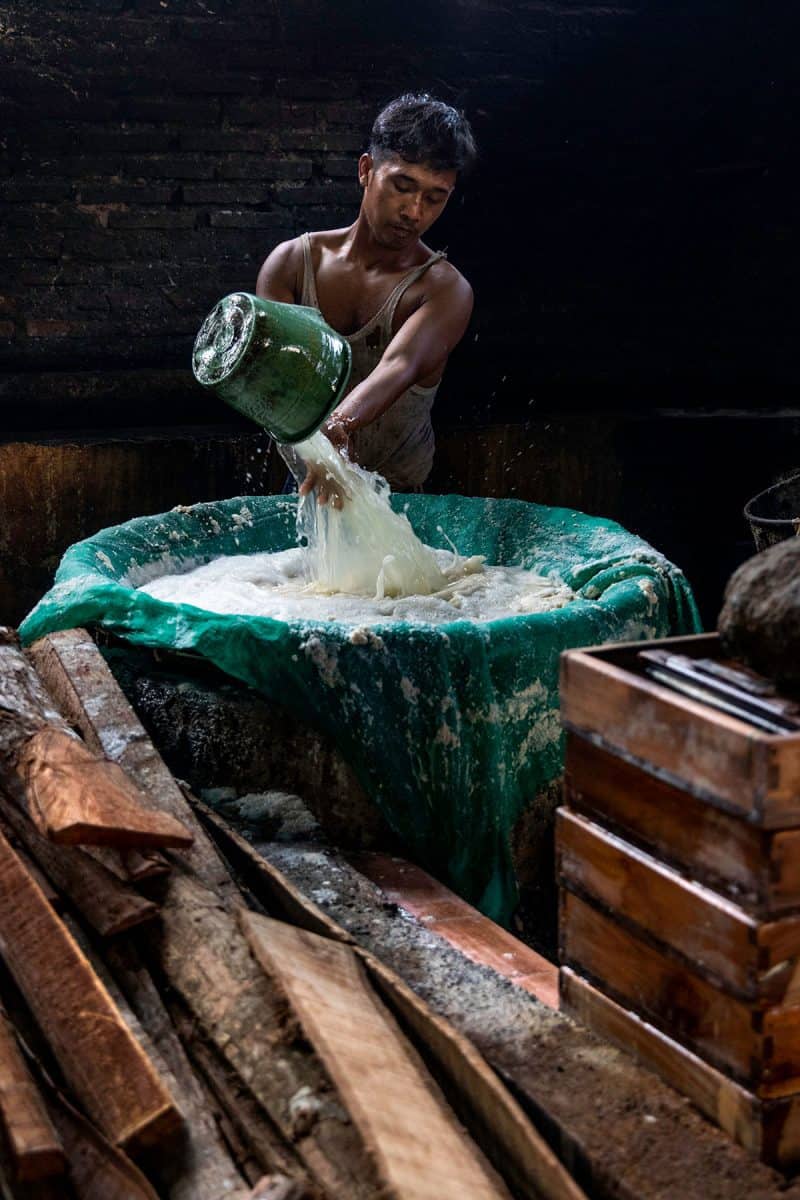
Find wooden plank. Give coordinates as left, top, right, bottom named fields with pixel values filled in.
left=29, top=630, right=234, bottom=896
left=85, top=846, right=169, bottom=883
left=12, top=847, right=61, bottom=910
left=173, top=825, right=582, bottom=1198
left=43, top=1083, right=160, bottom=1200
left=352, top=852, right=559, bottom=1008
left=0, top=1009, right=65, bottom=1183
left=18, top=726, right=194, bottom=848
left=561, top=890, right=800, bottom=1097
left=557, top=809, right=767, bottom=997
left=564, top=734, right=780, bottom=912
left=30, top=636, right=378, bottom=1194
left=158, top=872, right=378, bottom=1198
left=0, top=630, right=193, bottom=849
left=560, top=647, right=761, bottom=822
left=560, top=967, right=800, bottom=1171
left=190, top=797, right=354, bottom=946
left=102, top=940, right=252, bottom=1200
left=0, top=827, right=180, bottom=1152
left=560, top=889, right=759, bottom=1085
left=241, top=911, right=511, bottom=1200
left=166, top=994, right=309, bottom=1191
left=0, top=793, right=158, bottom=939
left=559, top=967, right=763, bottom=1154
left=362, top=949, right=587, bottom=1200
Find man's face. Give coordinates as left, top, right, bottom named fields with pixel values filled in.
left=358, top=153, right=456, bottom=249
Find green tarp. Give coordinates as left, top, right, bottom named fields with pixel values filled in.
left=20, top=493, right=701, bottom=924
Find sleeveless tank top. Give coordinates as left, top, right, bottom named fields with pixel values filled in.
left=300, top=232, right=447, bottom=490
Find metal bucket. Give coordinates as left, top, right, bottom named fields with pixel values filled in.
left=192, top=292, right=351, bottom=444
left=744, top=472, right=800, bottom=552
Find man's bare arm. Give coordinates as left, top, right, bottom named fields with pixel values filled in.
left=255, top=239, right=301, bottom=304
left=327, top=269, right=474, bottom=440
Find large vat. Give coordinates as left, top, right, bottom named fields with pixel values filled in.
left=21, top=492, right=700, bottom=926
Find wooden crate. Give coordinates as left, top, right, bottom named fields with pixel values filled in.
left=560, top=633, right=800, bottom=828
left=557, top=634, right=800, bottom=1169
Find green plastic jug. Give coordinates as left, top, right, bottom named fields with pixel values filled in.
left=192, top=292, right=352, bottom=444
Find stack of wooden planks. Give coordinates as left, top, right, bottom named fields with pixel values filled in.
left=0, top=625, right=584, bottom=1200
left=558, top=632, right=800, bottom=1171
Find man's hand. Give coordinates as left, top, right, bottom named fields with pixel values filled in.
left=298, top=464, right=349, bottom=509
left=297, top=417, right=354, bottom=508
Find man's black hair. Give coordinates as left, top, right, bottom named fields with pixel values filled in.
left=369, top=93, right=477, bottom=177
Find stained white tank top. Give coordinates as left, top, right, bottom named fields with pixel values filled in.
left=300, top=232, right=447, bottom=490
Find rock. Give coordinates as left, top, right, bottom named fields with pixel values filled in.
left=718, top=537, right=800, bottom=687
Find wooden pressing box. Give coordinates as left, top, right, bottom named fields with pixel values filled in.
left=557, top=633, right=800, bottom=1169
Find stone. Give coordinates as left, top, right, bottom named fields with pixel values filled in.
left=718, top=537, right=800, bottom=687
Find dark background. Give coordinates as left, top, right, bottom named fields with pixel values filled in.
left=2, top=0, right=800, bottom=623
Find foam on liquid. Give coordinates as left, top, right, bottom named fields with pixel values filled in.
left=138, top=430, right=575, bottom=626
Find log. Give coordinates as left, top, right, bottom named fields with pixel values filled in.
left=0, top=1008, right=65, bottom=1183
left=0, top=826, right=180, bottom=1152
left=0, top=631, right=192, bottom=849
left=0, top=793, right=158, bottom=939
left=241, top=911, right=510, bottom=1200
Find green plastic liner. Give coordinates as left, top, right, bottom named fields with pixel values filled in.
left=20, top=493, right=701, bottom=925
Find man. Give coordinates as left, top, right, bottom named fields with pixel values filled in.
left=256, top=92, right=476, bottom=503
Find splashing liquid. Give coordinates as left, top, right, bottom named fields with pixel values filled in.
left=287, top=431, right=451, bottom=598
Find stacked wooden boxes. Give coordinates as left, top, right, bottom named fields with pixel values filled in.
left=557, top=632, right=800, bottom=1170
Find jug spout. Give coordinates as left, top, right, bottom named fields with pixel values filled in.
left=192, top=292, right=352, bottom=444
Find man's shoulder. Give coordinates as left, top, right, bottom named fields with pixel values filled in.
left=423, top=254, right=473, bottom=308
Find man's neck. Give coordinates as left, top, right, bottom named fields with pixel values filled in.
left=344, top=214, right=424, bottom=271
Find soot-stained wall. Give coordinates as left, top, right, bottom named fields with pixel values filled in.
left=2, top=1, right=799, bottom=626
left=3, top=0, right=799, bottom=430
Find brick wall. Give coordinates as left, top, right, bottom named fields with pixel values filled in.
left=4, top=0, right=799, bottom=432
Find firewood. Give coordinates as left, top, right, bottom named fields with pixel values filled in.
left=359, top=951, right=587, bottom=1200
left=19, top=727, right=193, bottom=848
left=28, top=630, right=234, bottom=896
left=11, top=847, right=61, bottom=910
left=190, top=797, right=354, bottom=945
left=0, top=1008, right=65, bottom=1183
left=0, top=827, right=180, bottom=1153
left=166, top=992, right=309, bottom=1189
left=85, top=846, right=170, bottom=883
left=158, top=874, right=376, bottom=1198
left=29, top=630, right=397, bottom=1195
left=44, top=1080, right=160, bottom=1200
left=0, top=794, right=158, bottom=939
left=0, top=630, right=192, bottom=849
left=101, top=940, right=252, bottom=1200
left=189, top=812, right=586, bottom=1200
left=249, top=1178, right=314, bottom=1200
left=241, top=911, right=511, bottom=1200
